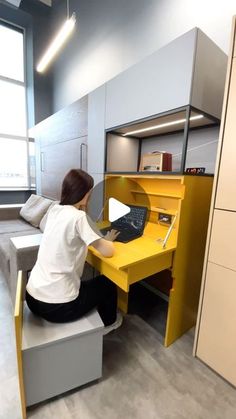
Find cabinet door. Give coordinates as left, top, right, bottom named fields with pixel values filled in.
left=105, top=30, right=195, bottom=129
left=208, top=209, right=236, bottom=271
left=196, top=262, right=236, bottom=386
left=216, top=59, right=236, bottom=210
left=31, top=96, right=88, bottom=148
left=88, top=85, right=106, bottom=174
left=87, top=173, right=104, bottom=221
left=40, top=138, right=87, bottom=200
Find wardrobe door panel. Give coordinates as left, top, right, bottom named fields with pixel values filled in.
left=208, top=209, right=236, bottom=271
left=40, top=138, right=86, bottom=200
left=197, top=262, right=236, bottom=386
left=216, top=59, right=236, bottom=210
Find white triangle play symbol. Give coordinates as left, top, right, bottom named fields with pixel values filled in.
left=108, top=198, right=130, bottom=222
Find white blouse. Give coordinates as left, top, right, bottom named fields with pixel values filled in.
left=26, top=205, right=101, bottom=303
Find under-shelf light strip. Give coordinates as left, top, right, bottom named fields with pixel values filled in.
left=36, top=13, right=76, bottom=73
left=123, top=114, right=204, bottom=136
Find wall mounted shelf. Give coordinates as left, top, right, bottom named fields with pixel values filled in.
left=105, top=105, right=220, bottom=176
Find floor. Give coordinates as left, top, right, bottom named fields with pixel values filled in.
left=0, top=272, right=235, bottom=419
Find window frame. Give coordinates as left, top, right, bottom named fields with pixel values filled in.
left=0, top=19, right=31, bottom=190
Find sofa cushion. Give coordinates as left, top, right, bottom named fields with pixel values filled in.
left=39, top=201, right=59, bottom=232
left=20, top=195, right=52, bottom=228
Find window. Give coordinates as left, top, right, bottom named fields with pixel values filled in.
left=0, top=22, right=34, bottom=189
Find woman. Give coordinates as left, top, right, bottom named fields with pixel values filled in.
left=26, top=169, right=122, bottom=334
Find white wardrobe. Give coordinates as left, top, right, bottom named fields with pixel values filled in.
left=194, top=16, right=236, bottom=386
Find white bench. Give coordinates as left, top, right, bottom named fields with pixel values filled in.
left=15, top=271, right=104, bottom=419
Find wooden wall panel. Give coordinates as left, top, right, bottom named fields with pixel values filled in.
left=30, top=96, right=88, bottom=147
left=40, top=138, right=87, bottom=200
left=31, top=96, right=88, bottom=198
left=197, top=262, right=236, bottom=386
left=208, top=209, right=236, bottom=271
left=194, top=17, right=236, bottom=387
left=215, top=59, right=236, bottom=210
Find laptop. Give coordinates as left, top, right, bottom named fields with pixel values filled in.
left=100, top=204, right=148, bottom=243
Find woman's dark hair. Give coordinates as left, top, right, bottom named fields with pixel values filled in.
left=60, top=169, right=94, bottom=205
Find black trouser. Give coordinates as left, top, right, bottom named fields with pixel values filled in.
left=26, top=275, right=117, bottom=326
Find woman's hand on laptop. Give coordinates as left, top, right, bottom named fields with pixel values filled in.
left=104, top=229, right=120, bottom=242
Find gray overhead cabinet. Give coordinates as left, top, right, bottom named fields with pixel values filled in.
left=104, top=28, right=227, bottom=130
left=87, top=27, right=227, bottom=178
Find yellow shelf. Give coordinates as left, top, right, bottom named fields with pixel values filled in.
left=150, top=207, right=177, bottom=215
left=106, top=173, right=183, bottom=180
left=126, top=202, right=177, bottom=216
left=130, top=189, right=182, bottom=199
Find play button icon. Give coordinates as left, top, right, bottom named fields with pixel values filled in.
left=108, top=198, right=130, bottom=222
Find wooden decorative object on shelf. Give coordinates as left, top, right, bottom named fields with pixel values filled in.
left=139, top=151, right=172, bottom=172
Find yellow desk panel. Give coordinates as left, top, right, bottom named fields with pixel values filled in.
left=87, top=222, right=175, bottom=306
left=88, top=222, right=176, bottom=268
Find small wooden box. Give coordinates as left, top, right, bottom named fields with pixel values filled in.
left=139, top=152, right=172, bottom=172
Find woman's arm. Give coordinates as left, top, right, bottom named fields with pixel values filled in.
left=91, top=238, right=115, bottom=258
left=91, top=229, right=120, bottom=258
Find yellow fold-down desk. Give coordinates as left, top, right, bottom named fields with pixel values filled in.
left=87, top=174, right=213, bottom=346
left=87, top=221, right=175, bottom=292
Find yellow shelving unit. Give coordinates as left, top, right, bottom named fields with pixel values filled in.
left=104, top=173, right=213, bottom=346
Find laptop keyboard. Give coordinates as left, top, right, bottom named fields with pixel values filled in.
left=100, top=204, right=148, bottom=243
left=115, top=229, right=141, bottom=242
left=114, top=206, right=147, bottom=232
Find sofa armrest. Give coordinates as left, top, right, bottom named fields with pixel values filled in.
left=0, top=204, right=23, bottom=220
left=9, top=234, right=42, bottom=304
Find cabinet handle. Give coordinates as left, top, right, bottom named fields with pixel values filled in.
left=80, top=143, right=87, bottom=170
left=40, top=152, right=45, bottom=172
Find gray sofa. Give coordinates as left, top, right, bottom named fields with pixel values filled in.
left=0, top=193, right=57, bottom=302
left=0, top=204, right=41, bottom=302
left=0, top=198, right=95, bottom=304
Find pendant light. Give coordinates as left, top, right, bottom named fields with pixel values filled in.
left=37, top=0, right=76, bottom=73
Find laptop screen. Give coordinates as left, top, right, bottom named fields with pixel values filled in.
left=112, top=205, right=148, bottom=233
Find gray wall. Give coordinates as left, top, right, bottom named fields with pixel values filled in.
left=20, top=0, right=53, bottom=125
left=50, top=0, right=235, bottom=113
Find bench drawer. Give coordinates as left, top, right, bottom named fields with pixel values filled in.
left=23, top=331, right=103, bottom=406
